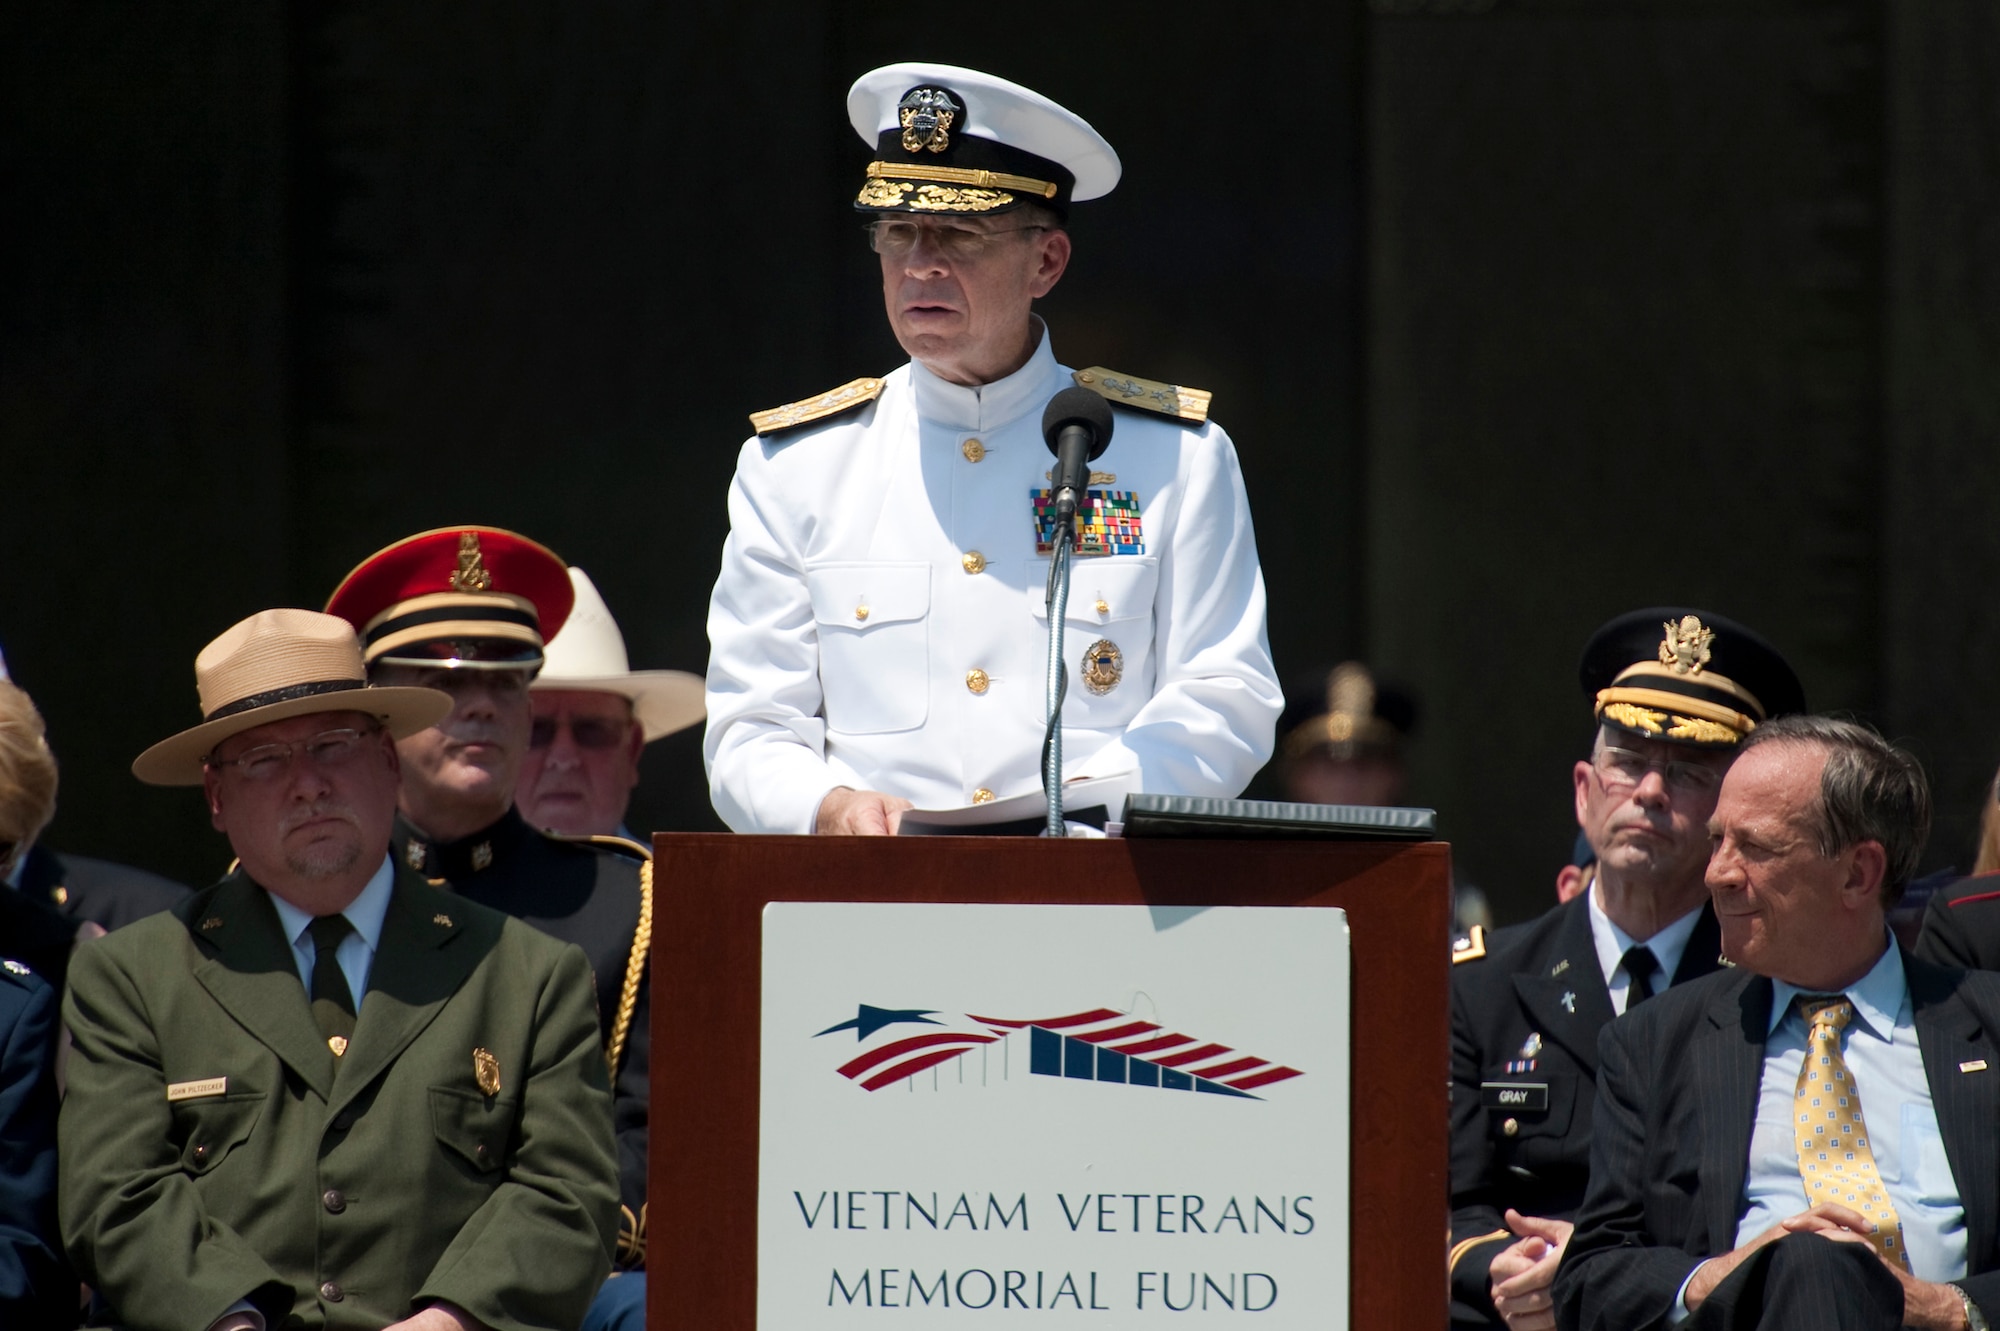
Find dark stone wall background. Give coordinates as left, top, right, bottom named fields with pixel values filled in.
left=2, top=1, right=1994, bottom=923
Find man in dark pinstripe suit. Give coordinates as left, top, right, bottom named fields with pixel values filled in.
left=1556, top=718, right=2000, bottom=1331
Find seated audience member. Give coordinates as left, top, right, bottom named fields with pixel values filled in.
left=0, top=680, right=188, bottom=989
left=0, top=956, right=68, bottom=1325
left=1452, top=609, right=1803, bottom=1329
left=1916, top=764, right=2000, bottom=969
left=1555, top=716, right=1999, bottom=1331
left=517, top=567, right=703, bottom=840
left=61, top=608, right=618, bottom=1331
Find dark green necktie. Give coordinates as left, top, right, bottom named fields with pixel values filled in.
left=308, top=914, right=357, bottom=1054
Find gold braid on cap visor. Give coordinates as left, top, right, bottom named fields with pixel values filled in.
left=862, top=159, right=1060, bottom=198
left=1594, top=662, right=1764, bottom=743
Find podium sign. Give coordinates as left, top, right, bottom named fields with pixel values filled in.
left=651, top=834, right=1449, bottom=1330
left=759, top=902, right=1351, bottom=1324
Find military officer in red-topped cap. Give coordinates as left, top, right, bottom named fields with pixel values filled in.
left=325, top=527, right=654, bottom=1324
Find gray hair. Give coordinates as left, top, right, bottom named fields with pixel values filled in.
left=1739, top=715, right=1931, bottom=906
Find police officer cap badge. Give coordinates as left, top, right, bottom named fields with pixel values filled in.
left=848, top=63, right=1121, bottom=219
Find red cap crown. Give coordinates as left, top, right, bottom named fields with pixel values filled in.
left=324, top=527, right=575, bottom=668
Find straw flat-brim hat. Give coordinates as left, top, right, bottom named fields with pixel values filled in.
left=134, top=608, right=453, bottom=786
left=529, top=568, right=705, bottom=742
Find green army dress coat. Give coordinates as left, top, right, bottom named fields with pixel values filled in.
left=59, top=868, right=618, bottom=1331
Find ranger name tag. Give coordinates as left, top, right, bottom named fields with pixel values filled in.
left=1480, top=1081, right=1549, bottom=1111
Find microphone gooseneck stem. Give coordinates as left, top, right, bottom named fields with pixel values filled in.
left=1043, top=521, right=1074, bottom=837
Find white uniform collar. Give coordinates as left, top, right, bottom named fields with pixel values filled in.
left=909, top=318, right=1062, bottom=432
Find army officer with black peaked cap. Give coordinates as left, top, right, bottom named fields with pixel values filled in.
left=705, top=63, right=1282, bottom=835
left=1448, top=608, right=1804, bottom=1330
left=324, top=528, right=655, bottom=1305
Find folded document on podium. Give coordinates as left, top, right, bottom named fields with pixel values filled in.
left=1121, top=794, right=1436, bottom=840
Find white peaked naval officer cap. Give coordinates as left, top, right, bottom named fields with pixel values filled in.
left=847, top=63, right=1121, bottom=217
left=530, top=568, right=706, bottom=744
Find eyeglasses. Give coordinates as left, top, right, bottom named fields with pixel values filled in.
left=529, top=715, right=630, bottom=751
left=1593, top=745, right=1725, bottom=796
left=866, top=219, right=1048, bottom=262
left=207, top=725, right=382, bottom=783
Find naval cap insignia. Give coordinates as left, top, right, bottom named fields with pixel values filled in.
left=1080, top=638, right=1124, bottom=695
left=1658, top=614, right=1714, bottom=676
left=898, top=86, right=960, bottom=154
left=448, top=530, right=492, bottom=592
left=474, top=1047, right=501, bottom=1096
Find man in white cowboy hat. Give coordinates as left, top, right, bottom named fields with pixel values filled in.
left=518, top=567, right=704, bottom=840
left=705, top=62, right=1281, bottom=835
left=60, top=608, right=618, bottom=1331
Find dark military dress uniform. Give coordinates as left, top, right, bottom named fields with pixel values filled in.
left=1915, top=872, right=2000, bottom=970
left=16, top=845, right=189, bottom=934
left=397, top=807, right=652, bottom=1268
left=1448, top=892, right=1724, bottom=1325
left=0, top=957, right=68, bottom=1326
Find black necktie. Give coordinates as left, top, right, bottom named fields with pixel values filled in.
left=1621, top=945, right=1660, bottom=1008
left=308, top=914, right=357, bottom=1053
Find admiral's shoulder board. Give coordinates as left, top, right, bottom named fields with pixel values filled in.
left=749, top=376, right=886, bottom=437
left=1073, top=367, right=1211, bottom=425
left=1451, top=925, right=1487, bottom=965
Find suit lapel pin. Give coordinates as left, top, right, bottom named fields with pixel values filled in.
left=471, top=842, right=494, bottom=871
left=1519, top=1032, right=1543, bottom=1059
left=433, top=913, right=452, bottom=927
left=328, top=1035, right=348, bottom=1057
left=1550, top=959, right=1570, bottom=977
left=474, top=1047, right=501, bottom=1097
left=200, top=917, right=224, bottom=931
left=1560, top=991, right=1577, bottom=1014
left=1961, top=1059, right=1988, bottom=1073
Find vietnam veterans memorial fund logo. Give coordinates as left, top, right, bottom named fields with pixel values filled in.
left=814, top=1004, right=1304, bottom=1098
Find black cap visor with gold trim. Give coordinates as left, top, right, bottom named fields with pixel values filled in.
left=1580, top=608, right=1805, bottom=749
left=856, top=85, right=1076, bottom=218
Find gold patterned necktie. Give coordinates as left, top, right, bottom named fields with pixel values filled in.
left=1793, top=996, right=1910, bottom=1271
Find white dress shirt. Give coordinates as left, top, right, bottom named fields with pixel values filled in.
left=267, top=855, right=394, bottom=1005
left=704, top=323, right=1282, bottom=833
left=1586, top=881, right=1704, bottom=1016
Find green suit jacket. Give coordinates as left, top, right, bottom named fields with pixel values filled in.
left=59, top=868, right=618, bottom=1330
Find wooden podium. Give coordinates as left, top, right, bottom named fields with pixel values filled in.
left=648, top=832, right=1451, bottom=1328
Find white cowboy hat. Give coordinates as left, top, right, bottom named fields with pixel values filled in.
left=133, top=609, right=452, bottom=786
left=529, top=568, right=705, bottom=743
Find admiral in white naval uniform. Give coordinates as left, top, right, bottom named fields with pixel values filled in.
left=705, top=62, right=1282, bottom=835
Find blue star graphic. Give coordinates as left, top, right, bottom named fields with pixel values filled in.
left=814, top=1005, right=941, bottom=1040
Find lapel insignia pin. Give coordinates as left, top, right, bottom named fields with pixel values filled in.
left=474, top=1047, right=501, bottom=1096
left=328, top=1036, right=348, bottom=1057
left=1560, top=991, right=1577, bottom=1014
left=2, top=960, right=26, bottom=976
left=471, top=842, right=494, bottom=871
left=405, top=839, right=427, bottom=870
left=1961, top=1060, right=1988, bottom=1073
left=1519, top=1032, right=1543, bottom=1060
left=1550, top=959, right=1570, bottom=977
left=1081, top=639, right=1124, bottom=695
left=200, top=917, right=224, bottom=931
left=433, top=913, right=452, bottom=927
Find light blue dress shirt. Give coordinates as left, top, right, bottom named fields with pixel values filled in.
left=1670, top=942, right=1966, bottom=1324
left=267, top=855, right=395, bottom=1006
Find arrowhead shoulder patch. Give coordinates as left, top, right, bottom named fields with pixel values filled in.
left=749, top=376, right=886, bottom=437
left=1073, top=366, right=1212, bottom=425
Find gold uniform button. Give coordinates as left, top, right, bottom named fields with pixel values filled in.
left=965, top=669, right=990, bottom=695
left=1094, top=597, right=1109, bottom=615
left=961, top=550, right=987, bottom=575
left=961, top=438, right=986, bottom=463
left=972, top=788, right=995, bottom=804
left=854, top=605, right=870, bottom=622
left=1501, top=1117, right=1520, bottom=1138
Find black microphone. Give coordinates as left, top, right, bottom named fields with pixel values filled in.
left=1041, top=387, right=1115, bottom=524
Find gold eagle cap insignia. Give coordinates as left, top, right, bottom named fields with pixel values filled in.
left=1659, top=615, right=1715, bottom=675
left=474, top=1047, right=501, bottom=1097
left=1072, top=367, right=1212, bottom=425
left=749, top=377, right=887, bottom=437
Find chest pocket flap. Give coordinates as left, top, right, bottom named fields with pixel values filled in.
left=806, top=562, right=930, bottom=629
left=1028, top=557, right=1159, bottom=626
